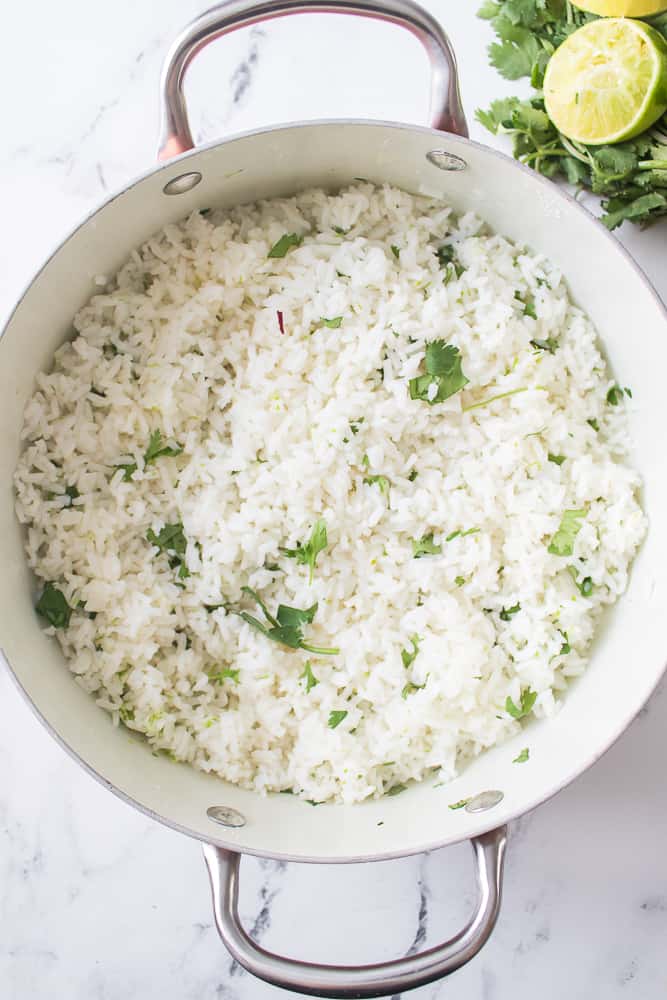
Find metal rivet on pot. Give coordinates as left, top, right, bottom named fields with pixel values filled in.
left=426, top=150, right=467, bottom=172
left=207, top=805, right=246, bottom=828
left=465, top=790, right=504, bottom=814
left=163, top=171, right=203, bottom=195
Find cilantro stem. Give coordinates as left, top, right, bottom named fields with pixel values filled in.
left=300, top=642, right=340, bottom=656
left=463, top=387, right=530, bottom=413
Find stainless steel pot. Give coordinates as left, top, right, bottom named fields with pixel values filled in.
left=2, top=1, right=666, bottom=996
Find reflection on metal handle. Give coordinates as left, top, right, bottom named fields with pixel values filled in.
left=203, top=826, right=507, bottom=999
left=158, top=0, right=468, bottom=161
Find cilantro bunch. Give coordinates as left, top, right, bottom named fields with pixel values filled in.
left=477, top=1, right=667, bottom=229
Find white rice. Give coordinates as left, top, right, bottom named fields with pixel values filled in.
left=14, top=183, right=646, bottom=804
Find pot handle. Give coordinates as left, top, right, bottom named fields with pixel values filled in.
left=158, top=0, right=468, bottom=161
left=202, top=825, right=506, bottom=998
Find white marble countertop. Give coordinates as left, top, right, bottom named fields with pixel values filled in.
left=1, top=3, right=666, bottom=998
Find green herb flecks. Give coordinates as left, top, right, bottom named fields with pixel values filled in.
left=391, top=244, right=401, bottom=260
left=402, top=680, right=426, bottom=699
left=409, top=340, right=469, bottom=406
left=548, top=509, right=586, bottom=557
left=506, top=687, right=537, bottom=720
left=446, top=528, right=480, bottom=542
left=268, top=233, right=303, bottom=258
left=319, top=316, right=343, bottom=329
left=238, top=588, right=339, bottom=655
left=607, top=384, right=632, bottom=405
left=363, top=474, right=390, bottom=496
left=559, top=630, right=571, bottom=655
left=412, top=533, right=442, bottom=559
left=531, top=337, right=558, bottom=353
left=36, top=583, right=72, bottom=629
left=463, top=386, right=530, bottom=412
left=147, top=521, right=189, bottom=580
left=207, top=667, right=240, bottom=685
left=548, top=453, right=566, bottom=466
left=401, top=635, right=420, bottom=669
left=328, top=710, right=348, bottom=729
left=436, top=244, right=465, bottom=282
left=455, top=575, right=466, bottom=587
left=499, top=602, right=521, bottom=621
left=448, top=798, right=470, bottom=810
left=567, top=565, right=594, bottom=597
left=280, top=518, right=328, bottom=584
left=301, top=660, right=319, bottom=692
left=116, top=429, right=182, bottom=481
left=386, top=783, right=407, bottom=796
left=515, top=290, right=538, bottom=320
left=513, top=747, right=530, bottom=764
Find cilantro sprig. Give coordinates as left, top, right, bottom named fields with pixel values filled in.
left=147, top=522, right=189, bottom=580
left=477, top=2, right=667, bottom=230
left=280, top=519, right=328, bottom=584
left=409, top=340, right=469, bottom=405
left=237, top=587, right=339, bottom=655
left=116, top=430, right=182, bottom=482
left=506, top=687, right=537, bottom=720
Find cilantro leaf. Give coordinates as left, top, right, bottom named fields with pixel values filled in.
left=363, top=474, right=390, bottom=496
left=401, top=635, right=420, bottom=669
left=320, top=316, right=343, bottom=329
left=499, top=602, right=521, bottom=621
left=280, top=519, right=328, bottom=583
left=238, top=590, right=338, bottom=655
left=402, top=680, right=426, bottom=699
left=506, top=687, right=537, bottom=720
left=328, top=710, right=348, bottom=729
left=531, top=337, right=558, bottom=353
left=412, top=533, right=442, bottom=559
left=607, top=384, right=631, bottom=405
left=559, top=630, right=571, bottom=655
left=391, top=244, right=401, bottom=259
left=147, top=522, right=189, bottom=580
left=36, top=583, right=72, bottom=629
left=548, top=453, right=566, bottom=465
left=301, top=660, right=319, bottom=692
left=587, top=418, right=600, bottom=432
left=567, top=566, right=594, bottom=597
left=548, top=509, right=586, bottom=556
left=144, top=430, right=182, bottom=465
left=455, top=575, right=466, bottom=587
left=268, top=233, right=303, bottom=258
left=448, top=798, right=470, bottom=810
left=409, top=340, right=469, bottom=406
left=513, top=747, right=530, bottom=763
left=207, top=667, right=240, bottom=685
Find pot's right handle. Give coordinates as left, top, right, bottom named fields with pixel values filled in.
left=158, top=0, right=468, bottom=161
left=203, top=825, right=507, bottom=998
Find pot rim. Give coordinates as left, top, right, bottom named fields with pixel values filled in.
left=3, top=117, right=666, bottom=863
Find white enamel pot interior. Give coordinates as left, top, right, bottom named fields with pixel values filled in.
left=2, top=1, right=666, bottom=996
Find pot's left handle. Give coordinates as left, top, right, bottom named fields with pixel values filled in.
left=202, top=826, right=507, bottom=998
left=158, top=0, right=468, bottom=161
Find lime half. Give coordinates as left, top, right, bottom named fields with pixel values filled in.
left=544, top=18, right=667, bottom=145
left=571, top=1, right=667, bottom=14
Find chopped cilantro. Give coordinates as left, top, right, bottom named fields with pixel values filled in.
left=36, top=583, right=72, bottom=629
left=320, top=316, right=343, bottom=329
left=567, top=566, right=594, bottom=597
left=499, top=603, right=521, bottom=621
left=531, top=337, right=558, bottom=353
left=506, top=687, right=537, bottom=720
left=401, top=635, right=420, bottom=669
left=238, top=588, right=338, bottom=655
left=391, top=244, right=401, bottom=259
left=350, top=418, right=364, bottom=435
left=301, top=660, right=319, bottom=692
left=147, top=522, right=189, bottom=580
left=116, top=429, right=182, bottom=481
left=548, top=453, right=566, bottom=466
left=408, top=469, right=418, bottom=482
left=548, top=509, right=586, bottom=557
left=402, top=680, right=426, bottom=699
left=607, top=385, right=631, bottom=405
left=328, top=710, right=348, bottom=729
left=280, top=518, right=328, bottom=584
left=332, top=225, right=349, bottom=235
left=446, top=528, right=480, bottom=542
left=363, top=474, right=390, bottom=496
left=455, top=575, right=466, bottom=587
left=409, top=340, right=469, bottom=405
left=515, top=291, right=538, bottom=320
left=448, top=798, right=470, bottom=811
left=513, top=747, right=530, bottom=764
left=587, top=418, right=600, bottom=432
left=412, top=533, right=442, bottom=559
left=268, top=233, right=303, bottom=258
left=559, top=630, right=571, bottom=655
left=207, top=667, right=240, bottom=685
